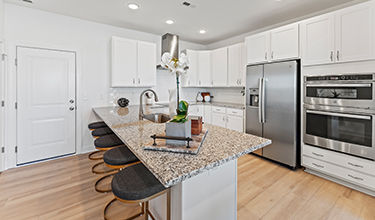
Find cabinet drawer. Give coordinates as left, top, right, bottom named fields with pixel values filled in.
left=303, top=156, right=375, bottom=191
left=303, top=144, right=375, bottom=177
left=212, top=106, right=226, bottom=114
left=226, top=108, right=243, bottom=117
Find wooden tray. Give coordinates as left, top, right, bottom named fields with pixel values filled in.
left=144, top=129, right=208, bottom=155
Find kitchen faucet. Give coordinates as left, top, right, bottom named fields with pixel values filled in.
left=139, top=89, right=159, bottom=120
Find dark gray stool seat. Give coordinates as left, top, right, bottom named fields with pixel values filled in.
left=103, top=146, right=138, bottom=166
left=88, top=121, right=107, bottom=130
left=94, top=134, right=123, bottom=148
left=92, top=127, right=114, bottom=137
left=112, top=163, right=166, bottom=201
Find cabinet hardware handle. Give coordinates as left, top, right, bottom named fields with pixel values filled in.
left=138, top=78, right=140, bottom=84
left=239, top=79, right=241, bottom=84
left=271, top=51, right=274, bottom=59
left=347, top=174, right=364, bottom=181
left=312, top=152, right=324, bottom=157
left=265, top=52, right=268, bottom=60
left=133, top=78, right=135, bottom=84
left=337, top=51, right=340, bottom=61
left=69, top=107, right=75, bottom=111
left=69, top=99, right=74, bottom=104
left=312, top=163, right=324, bottom=168
left=347, top=162, right=364, bottom=168
left=330, top=51, right=334, bottom=61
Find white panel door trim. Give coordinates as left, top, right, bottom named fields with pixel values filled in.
left=0, top=42, right=4, bottom=171
left=16, top=46, right=76, bottom=165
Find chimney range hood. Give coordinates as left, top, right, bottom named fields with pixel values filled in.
left=157, top=33, right=179, bottom=70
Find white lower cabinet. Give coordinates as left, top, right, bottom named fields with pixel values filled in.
left=211, top=106, right=244, bottom=132
left=302, top=144, right=375, bottom=191
left=211, top=112, right=226, bottom=128
left=226, top=115, right=244, bottom=132
left=204, top=105, right=212, bottom=124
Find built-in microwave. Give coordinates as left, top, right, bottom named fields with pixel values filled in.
left=304, top=73, right=374, bottom=110
left=304, top=104, right=375, bottom=161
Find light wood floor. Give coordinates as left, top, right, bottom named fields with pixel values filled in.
left=0, top=153, right=374, bottom=220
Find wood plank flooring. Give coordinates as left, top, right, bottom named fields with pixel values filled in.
left=0, top=153, right=374, bottom=220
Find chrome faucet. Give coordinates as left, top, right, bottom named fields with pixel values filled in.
left=139, top=89, right=159, bottom=120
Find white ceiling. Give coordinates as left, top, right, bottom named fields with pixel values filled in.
left=6, top=0, right=363, bottom=44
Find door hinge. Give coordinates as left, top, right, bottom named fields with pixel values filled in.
left=15, top=102, right=18, bottom=109
left=1, top=147, right=4, bottom=153
left=15, top=146, right=18, bottom=153
left=1, top=100, right=4, bottom=107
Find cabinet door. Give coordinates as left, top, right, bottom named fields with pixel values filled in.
left=111, top=37, right=137, bottom=87
left=137, top=41, right=156, bottom=87
left=0, top=0, right=3, bottom=40
left=183, top=50, right=198, bottom=87
left=212, top=112, right=226, bottom=128
left=204, top=105, right=212, bottom=124
left=300, top=14, right=335, bottom=66
left=245, top=32, right=270, bottom=65
left=226, top=115, right=244, bottom=132
left=228, top=43, right=245, bottom=86
left=212, top=47, right=228, bottom=86
left=335, top=1, right=375, bottom=63
left=270, top=23, right=299, bottom=61
left=198, top=51, right=212, bottom=86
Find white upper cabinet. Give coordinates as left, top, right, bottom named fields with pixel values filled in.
left=300, top=14, right=335, bottom=65
left=137, top=41, right=156, bottom=86
left=111, top=36, right=156, bottom=87
left=228, top=43, right=245, bottom=87
left=183, top=50, right=199, bottom=87
left=246, top=23, right=299, bottom=65
left=112, top=37, right=138, bottom=87
left=300, top=1, right=375, bottom=65
left=335, top=1, right=375, bottom=63
left=245, top=32, right=270, bottom=64
left=198, top=51, right=212, bottom=87
left=270, top=23, right=299, bottom=61
left=212, top=47, right=228, bottom=86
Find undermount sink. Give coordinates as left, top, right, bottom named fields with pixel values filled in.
left=143, top=113, right=171, bottom=123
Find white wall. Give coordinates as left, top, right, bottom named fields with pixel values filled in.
left=3, top=3, right=206, bottom=168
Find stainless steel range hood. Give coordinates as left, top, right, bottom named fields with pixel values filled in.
left=157, top=33, right=179, bottom=70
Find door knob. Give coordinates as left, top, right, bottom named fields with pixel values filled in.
left=69, top=99, right=74, bottom=103
left=69, top=107, right=75, bottom=111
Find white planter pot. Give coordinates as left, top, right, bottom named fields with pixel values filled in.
left=165, top=120, right=191, bottom=146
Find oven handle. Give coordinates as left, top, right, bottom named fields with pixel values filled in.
left=306, top=110, right=372, bottom=120
left=306, top=83, right=372, bottom=88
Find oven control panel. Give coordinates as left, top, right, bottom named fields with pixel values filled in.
left=306, top=74, right=373, bottom=81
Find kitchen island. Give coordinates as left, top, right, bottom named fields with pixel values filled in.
left=93, top=106, right=271, bottom=220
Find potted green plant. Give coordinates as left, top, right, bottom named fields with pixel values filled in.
left=165, top=100, right=191, bottom=146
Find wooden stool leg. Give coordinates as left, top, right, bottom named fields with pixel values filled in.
left=167, top=189, right=171, bottom=220
left=144, top=201, right=149, bottom=220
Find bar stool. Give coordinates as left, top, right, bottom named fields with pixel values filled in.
left=95, top=145, right=140, bottom=193
left=104, top=163, right=171, bottom=220
left=88, top=122, right=112, bottom=160
left=89, top=127, right=115, bottom=160
left=88, top=121, right=107, bottom=130
left=92, top=134, right=124, bottom=174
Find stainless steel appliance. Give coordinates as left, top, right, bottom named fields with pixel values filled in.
left=304, top=104, right=375, bottom=161
left=246, top=61, right=300, bottom=168
left=304, top=73, right=374, bottom=110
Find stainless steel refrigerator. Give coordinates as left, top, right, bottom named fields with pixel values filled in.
left=246, top=61, right=299, bottom=169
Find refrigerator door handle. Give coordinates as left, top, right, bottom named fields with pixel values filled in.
left=258, top=78, right=263, bottom=124
left=261, top=77, right=266, bottom=123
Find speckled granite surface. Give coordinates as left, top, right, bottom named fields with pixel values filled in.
left=190, top=101, right=245, bottom=109
left=93, top=105, right=271, bottom=188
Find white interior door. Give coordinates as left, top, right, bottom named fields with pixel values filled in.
left=0, top=42, right=4, bottom=171
left=17, top=47, right=76, bottom=165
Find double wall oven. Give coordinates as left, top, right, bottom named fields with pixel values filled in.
left=304, top=73, right=375, bottom=161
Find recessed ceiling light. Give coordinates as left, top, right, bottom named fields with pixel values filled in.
left=166, top=20, right=174, bottom=25
left=128, top=3, right=140, bottom=10
left=199, top=30, right=206, bottom=34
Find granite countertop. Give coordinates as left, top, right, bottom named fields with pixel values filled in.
left=93, top=105, right=271, bottom=188
left=190, top=101, right=245, bottom=109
